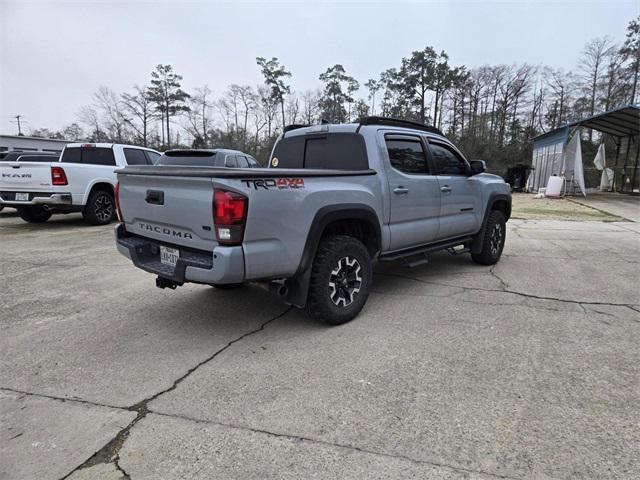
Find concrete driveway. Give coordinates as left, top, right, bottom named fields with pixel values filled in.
left=570, top=192, right=640, bottom=222
left=1, top=211, right=639, bottom=479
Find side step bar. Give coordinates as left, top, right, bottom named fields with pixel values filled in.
left=380, top=236, right=474, bottom=263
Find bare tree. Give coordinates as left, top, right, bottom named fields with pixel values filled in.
left=78, top=105, right=106, bottom=142
left=93, top=86, right=130, bottom=143
left=300, top=90, right=320, bottom=124
left=579, top=37, right=615, bottom=140
left=184, top=86, right=214, bottom=147
left=121, top=85, right=155, bottom=147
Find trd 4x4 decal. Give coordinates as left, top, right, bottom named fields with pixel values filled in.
left=242, top=178, right=305, bottom=190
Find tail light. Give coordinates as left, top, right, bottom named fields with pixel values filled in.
left=114, top=181, right=123, bottom=223
left=213, top=189, right=248, bottom=245
left=51, top=166, right=68, bottom=186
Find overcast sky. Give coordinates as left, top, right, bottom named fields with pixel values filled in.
left=0, top=0, right=636, bottom=135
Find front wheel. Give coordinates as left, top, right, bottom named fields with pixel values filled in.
left=83, top=190, right=115, bottom=225
left=471, top=210, right=506, bottom=265
left=18, top=206, right=52, bottom=223
left=306, top=234, right=372, bottom=325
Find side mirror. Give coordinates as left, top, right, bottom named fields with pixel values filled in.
left=469, top=160, right=486, bottom=176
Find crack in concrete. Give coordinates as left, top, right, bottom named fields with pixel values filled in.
left=148, top=410, right=522, bottom=480
left=6, top=379, right=520, bottom=480
left=57, top=307, right=292, bottom=480
left=489, top=265, right=509, bottom=290
left=0, top=387, right=122, bottom=410
left=377, top=272, right=640, bottom=321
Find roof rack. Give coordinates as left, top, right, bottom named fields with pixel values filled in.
left=357, top=116, right=444, bottom=136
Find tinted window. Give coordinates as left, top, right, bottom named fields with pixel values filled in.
left=429, top=142, right=467, bottom=175
left=157, top=151, right=217, bottom=166
left=225, top=155, right=238, bottom=168
left=236, top=155, right=249, bottom=168
left=61, top=147, right=82, bottom=163
left=82, top=148, right=116, bottom=166
left=247, top=157, right=259, bottom=168
left=271, top=133, right=368, bottom=170
left=386, top=138, right=428, bottom=174
left=124, top=148, right=148, bottom=165
left=17, top=155, right=59, bottom=162
left=60, top=147, right=115, bottom=166
left=145, top=151, right=161, bottom=164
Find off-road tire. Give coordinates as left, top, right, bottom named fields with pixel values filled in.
left=18, top=206, right=52, bottom=223
left=471, top=210, right=506, bottom=265
left=306, top=234, right=372, bottom=325
left=82, top=190, right=115, bottom=225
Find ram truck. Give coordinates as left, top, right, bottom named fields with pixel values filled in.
left=0, top=143, right=160, bottom=224
left=114, top=117, right=511, bottom=324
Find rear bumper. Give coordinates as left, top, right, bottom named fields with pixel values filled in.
left=114, top=223, right=245, bottom=284
left=0, top=191, right=73, bottom=207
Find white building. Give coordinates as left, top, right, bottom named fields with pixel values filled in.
left=0, top=134, right=72, bottom=155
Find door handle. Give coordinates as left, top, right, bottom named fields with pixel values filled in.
left=393, top=186, right=409, bottom=195
left=145, top=190, right=164, bottom=205
left=440, top=185, right=452, bottom=193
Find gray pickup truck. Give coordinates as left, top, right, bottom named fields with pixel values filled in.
left=115, top=117, right=511, bottom=324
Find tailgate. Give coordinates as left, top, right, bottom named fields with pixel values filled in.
left=0, top=162, right=53, bottom=189
left=119, top=174, right=216, bottom=251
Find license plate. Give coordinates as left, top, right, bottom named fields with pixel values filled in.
left=15, top=192, right=29, bottom=201
left=160, top=246, right=179, bottom=267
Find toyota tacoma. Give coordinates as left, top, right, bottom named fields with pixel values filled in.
left=114, top=117, right=511, bottom=324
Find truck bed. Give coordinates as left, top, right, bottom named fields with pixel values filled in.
left=118, top=165, right=377, bottom=178
left=116, top=165, right=383, bottom=283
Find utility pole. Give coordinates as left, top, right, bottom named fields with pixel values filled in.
left=13, top=115, right=23, bottom=135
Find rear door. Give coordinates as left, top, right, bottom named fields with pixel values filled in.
left=427, top=139, right=481, bottom=239
left=382, top=132, right=441, bottom=251
left=60, top=146, right=118, bottom=202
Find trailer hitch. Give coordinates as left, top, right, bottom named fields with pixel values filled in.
left=155, top=276, right=183, bottom=290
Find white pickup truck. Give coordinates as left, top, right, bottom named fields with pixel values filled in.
left=0, top=143, right=160, bottom=224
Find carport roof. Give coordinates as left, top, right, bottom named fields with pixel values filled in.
left=534, top=104, right=640, bottom=142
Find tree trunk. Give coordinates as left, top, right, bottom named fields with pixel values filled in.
left=631, top=63, right=639, bottom=104
left=166, top=100, right=171, bottom=148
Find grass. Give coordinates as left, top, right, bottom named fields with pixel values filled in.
left=510, top=193, right=624, bottom=222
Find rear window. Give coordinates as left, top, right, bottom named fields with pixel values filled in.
left=17, top=155, right=59, bottom=162
left=157, top=151, right=217, bottom=166
left=271, top=133, right=368, bottom=170
left=61, top=147, right=115, bottom=166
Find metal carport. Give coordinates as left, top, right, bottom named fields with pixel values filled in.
left=529, top=105, right=640, bottom=195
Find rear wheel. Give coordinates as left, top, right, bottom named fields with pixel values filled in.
left=83, top=190, right=115, bottom=225
left=18, top=206, right=52, bottom=223
left=306, top=234, right=372, bottom=325
left=471, top=210, right=506, bottom=265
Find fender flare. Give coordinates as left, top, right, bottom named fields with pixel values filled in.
left=285, top=203, right=382, bottom=308
left=471, top=192, right=512, bottom=254
left=83, top=179, right=116, bottom=205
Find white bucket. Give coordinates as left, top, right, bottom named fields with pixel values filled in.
left=545, top=176, right=564, bottom=198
